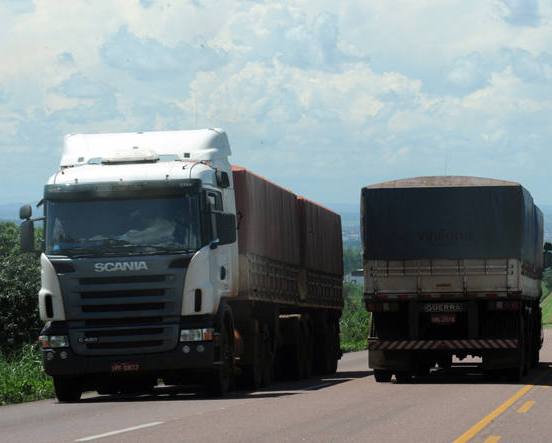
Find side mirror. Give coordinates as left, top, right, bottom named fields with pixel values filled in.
left=216, top=213, right=237, bottom=245
left=20, top=220, right=35, bottom=253
left=216, top=171, right=230, bottom=188
left=544, top=251, right=552, bottom=269
left=209, top=239, right=220, bottom=250
left=19, top=204, right=32, bottom=220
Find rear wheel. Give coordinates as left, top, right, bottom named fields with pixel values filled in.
left=374, top=370, right=392, bottom=383
left=505, top=316, right=526, bottom=383
left=54, top=376, right=83, bottom=403
left=395, top=372, right=412, bottom=384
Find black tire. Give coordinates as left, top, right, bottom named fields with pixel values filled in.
left=301, top=320, right=313, bottom=379
left=505, top=366, right=522, bottom=383
left=54, top=377, right=83, bottom=403
left=395, top=372, right=412, bottom=384
left=374, top=370, right=392, bottom=383
left=326, top=320, right=339, bottom=375
left=238, top=321, right=263, bottom=390
left=206, top=322, right=234, bottom=397
left=506, top=315, right=526, bottom=382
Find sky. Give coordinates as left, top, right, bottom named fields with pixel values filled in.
left=1, top=0, right=551, bottom=207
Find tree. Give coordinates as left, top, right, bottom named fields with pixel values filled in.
left=343, top=248, right=362, bottom=275
left=0, top=222, right=42, bottom=354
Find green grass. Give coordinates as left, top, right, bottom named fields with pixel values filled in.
left=541, top=291, right=552, bottom=328
left=0, top=345, right=53, bottom=406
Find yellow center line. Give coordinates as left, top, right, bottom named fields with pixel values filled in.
left=483, top=436, right=501, bottom=443
left=453, top=383, right=533, bottom=443
left=516, top=400, right=535, bottom=414
left=453, top=371, right=550, bottom=443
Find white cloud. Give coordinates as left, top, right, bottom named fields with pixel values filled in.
left=1, top=0, right=552, bottom=204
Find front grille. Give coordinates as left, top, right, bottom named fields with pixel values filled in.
left=81, top=289, right=165, bottom=299
left=85, top=317, right=163, bottom=328
left=60, top=265, right=185, bottom=356
left=80, top=275, right=167, bottom=285
left=82, top=303, right=166, bottom=313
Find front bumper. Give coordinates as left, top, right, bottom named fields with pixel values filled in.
left=42, top=341, right=216, bottom=376
left=40, top=316, right=219, bottom=377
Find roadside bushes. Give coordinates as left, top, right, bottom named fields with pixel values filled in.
left=0, top=222, right=42, bottom=355
left=0, top=345, right=53, bottom=405
left=340, top=282, right=370, bottom=352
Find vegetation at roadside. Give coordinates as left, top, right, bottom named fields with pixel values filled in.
left=340, top=282, right=370, bottom=352
left=0, top=345, right=54, bottom=406
left=343, top=247, right=362, bottom=275
left=0, top=222, right=43, bottom=354
left=0, top=222, right=52, bottom=405
left=541, top=293, right=552, bottom=328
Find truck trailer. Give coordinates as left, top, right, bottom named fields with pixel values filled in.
left=20, top=129, right=343, bottom=401
left=362, top=176, right=544, bottom=382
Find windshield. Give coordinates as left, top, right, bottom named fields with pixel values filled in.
left=45, top=195, right=201, bottom=256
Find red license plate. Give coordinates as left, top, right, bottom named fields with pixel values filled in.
left=431, top=313, right=456, bottom=324
left=111, top=362, right=140, bottom=372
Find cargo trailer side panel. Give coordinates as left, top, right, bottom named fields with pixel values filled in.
left=298, top=197, right=344, bottom=277
left=233, top=166, right=300, bottom=266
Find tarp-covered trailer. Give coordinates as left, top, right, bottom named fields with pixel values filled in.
left=362, top=176, right=544, bottom=383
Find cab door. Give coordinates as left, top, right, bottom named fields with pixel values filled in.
left=206, top=190, right=232, bottom=300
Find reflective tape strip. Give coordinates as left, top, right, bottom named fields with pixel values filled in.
left=368, top=338, right=520, bottom=351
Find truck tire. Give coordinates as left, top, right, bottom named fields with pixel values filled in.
left=326, top=320, right=339, bottom=375
left=374, top=370, right=392, bottom=383
left=301, top=320, right=313, bottom=379
left=53, top=376, right=83, bottom=403
left=395, top=372, right=412, bottom=384
left=313, top=318, right=339, bottom=375
left=505, top=317, right=526, bottom=383
left=238, top=321, right=263, bottom=390
left=206, top=321, right=234, bottom=397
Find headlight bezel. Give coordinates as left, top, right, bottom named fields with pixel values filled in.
left=39, top=335, right=69, bottom=349
left=179, top=328, right=215, bottom=342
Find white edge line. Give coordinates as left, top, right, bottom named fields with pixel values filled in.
left=75, top=421, right=164, bottom=442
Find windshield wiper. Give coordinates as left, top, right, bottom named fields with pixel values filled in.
left=54, top=247, right=103, bottom=258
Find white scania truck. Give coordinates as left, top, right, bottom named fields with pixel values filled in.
left=20, top=129, right=343, bottom=401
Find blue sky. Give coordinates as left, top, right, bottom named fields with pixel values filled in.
left=1, top=0, right=551, bottom=206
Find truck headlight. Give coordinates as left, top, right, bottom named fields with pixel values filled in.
left=39, top=335, right=69, bottom=349
left=179, top=328, right=214, bottom=342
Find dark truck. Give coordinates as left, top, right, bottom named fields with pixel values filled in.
left=362, top=176, right=544, bottom=382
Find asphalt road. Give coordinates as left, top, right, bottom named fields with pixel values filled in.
left=3, top=332, right=552, bottom=443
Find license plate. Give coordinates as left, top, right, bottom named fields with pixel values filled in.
left=111, top=362, right=140, bottom=372
left=431, top=313, right=456, bottom=324
left=423, top=303, right=465, bottom=313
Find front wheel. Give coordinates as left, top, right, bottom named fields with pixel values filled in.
left=206, top=323, right=234, bottom=397
left=53, top=376, right=83, bottom=403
